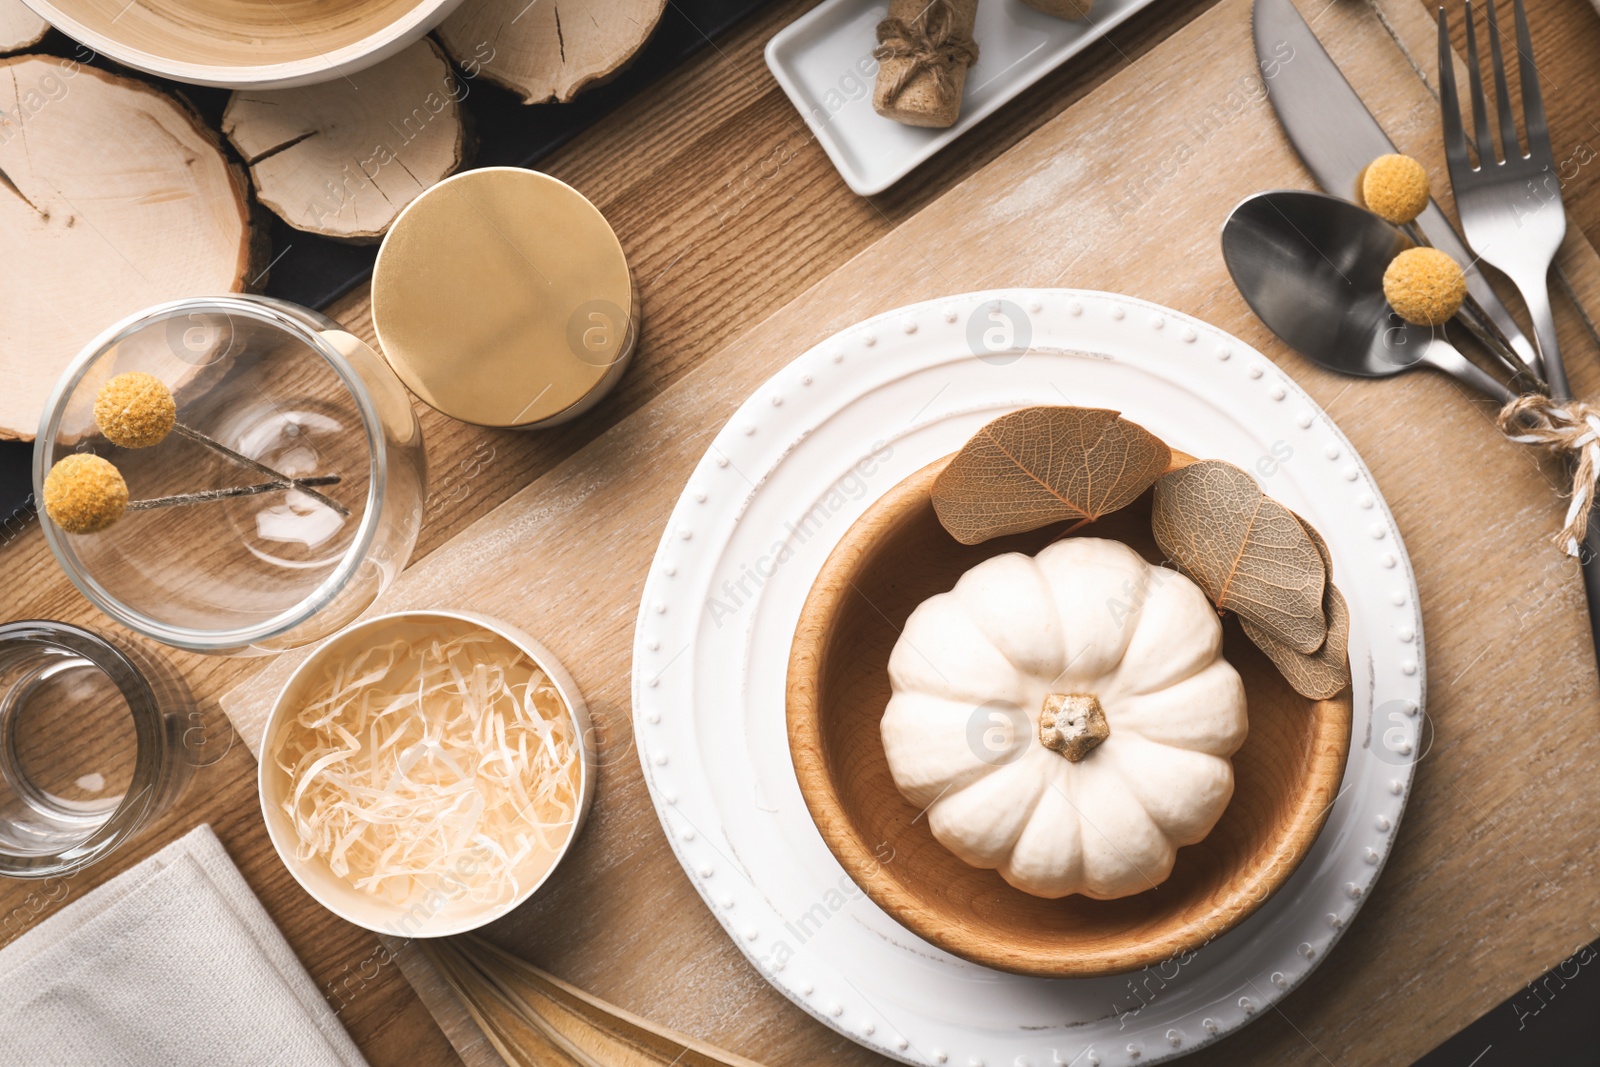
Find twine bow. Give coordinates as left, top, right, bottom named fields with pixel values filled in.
left=873, top=1, right=980, bottom=107
left=1498, top=393, right=1600, bottom=555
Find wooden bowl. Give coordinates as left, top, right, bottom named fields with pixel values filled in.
left=786, top=457, right=1352, bottom=978
left=25, top=0, right=464, bottom=88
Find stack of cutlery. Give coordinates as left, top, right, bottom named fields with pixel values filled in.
left=1234, top=0, right=1600, bottom=660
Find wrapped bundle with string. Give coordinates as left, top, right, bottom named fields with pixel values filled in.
left=872, top=0, right=980, bottom=128
left=1499, top=394, right=1600, bottom=556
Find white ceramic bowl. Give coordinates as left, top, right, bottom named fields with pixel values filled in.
left=259, top=609, right=595, bottom=937
left=23, top=0, right=465, bottom=89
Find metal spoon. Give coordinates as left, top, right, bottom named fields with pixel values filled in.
left=1221, top=189, right=1515, bottom=403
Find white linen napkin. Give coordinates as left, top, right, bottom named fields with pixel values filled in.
left=0, top=823, right=368, bottom=1067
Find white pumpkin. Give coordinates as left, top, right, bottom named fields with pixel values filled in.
left=881, top=537, right=1248, bottom=900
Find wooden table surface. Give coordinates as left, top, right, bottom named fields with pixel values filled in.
left=7, top=0, right=1600, bottom=1063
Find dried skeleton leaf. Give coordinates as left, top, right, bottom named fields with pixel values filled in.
left=1241, top=513, right=1352, bottom=699
left=1151, top=460, right=1327, bottom=653
left=1243, top=584, right=1352, bottom=699
left=932, top=407, right=1172, bottom=545
left=1297, top=512, right=1334, bottom=577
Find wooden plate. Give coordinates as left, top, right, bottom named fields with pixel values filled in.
left=786, top=455, right=1353, bottom=978
left=25, top=0, right=463, bottom=88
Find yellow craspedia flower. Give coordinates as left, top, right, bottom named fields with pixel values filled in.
left=1362, top=154, right=1431, bottom=225
left=1383, top=247, right=1467, bottom=326
left=43, top=454, right=128, bottom=534
left=94, top=372, right=175, bottom=449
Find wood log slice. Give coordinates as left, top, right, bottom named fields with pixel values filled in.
left=0, top=55, right=254, bottom=441
left=222, top=38, right=467, bottom=242
left=437, top=0, right=668, bottom=105
left=0, top=0, right=47, bottom=53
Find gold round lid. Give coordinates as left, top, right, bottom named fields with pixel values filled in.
left=371, top=168, right=633, bottom=427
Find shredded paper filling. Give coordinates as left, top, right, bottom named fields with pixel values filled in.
left=273, top=630, right=581, bottom=907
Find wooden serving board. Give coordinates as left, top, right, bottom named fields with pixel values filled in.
left=224, top=0, right=1600, bottom=1062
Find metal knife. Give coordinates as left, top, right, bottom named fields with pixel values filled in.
left=1253, top=0, right=1543, bottom=382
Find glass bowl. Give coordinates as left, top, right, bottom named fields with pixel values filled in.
left=34, top=296, right=427, bottom=655
left=0, top=621, right=196, bottom=877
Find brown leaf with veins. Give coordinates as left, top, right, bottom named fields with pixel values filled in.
left=1151, top=460, right=1327, bottom=653
left=1244, top=584, right=1351, bottom=700
left=1242, top=512, right=1351, bottom=699
left=932, top=407, right=1171, bottom=545
left=1296, top=513, right=1334, bottom=577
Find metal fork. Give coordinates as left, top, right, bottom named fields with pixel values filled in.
left=1440, top=0, right=1600, bottom=665
left=1438, top=0, right=1570, bottom=399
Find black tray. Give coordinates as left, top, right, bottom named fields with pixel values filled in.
left=0, top=0, right=772, bottom=528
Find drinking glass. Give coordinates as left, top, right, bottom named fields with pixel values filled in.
left=0, top=621, right=199, bottom=877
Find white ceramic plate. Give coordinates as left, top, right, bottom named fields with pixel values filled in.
left=632, top=290, right=1425, bottom=1066
left=764, top=0, right=1165, bottom=195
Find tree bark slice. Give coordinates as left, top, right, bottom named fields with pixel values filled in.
left=437, top=0, right=668, bottom=105
left=222, top=38, right=466, bottom=242
left=0, top=0, right=47, bottom=54
left=0, top=56, right=254, bottom=441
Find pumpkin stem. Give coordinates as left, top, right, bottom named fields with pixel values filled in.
left=1039, top=693, right=1109, bottom=762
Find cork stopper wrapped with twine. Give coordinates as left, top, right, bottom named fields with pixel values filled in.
left=872, top=0, right=980, bottom=128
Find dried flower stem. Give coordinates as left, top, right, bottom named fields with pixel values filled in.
left=127, top=475, right=341, bottom=512
left=169, top=423, right=350, bottom=517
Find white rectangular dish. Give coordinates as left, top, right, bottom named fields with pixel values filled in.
left=765, top=0, right=1165, bottom=195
